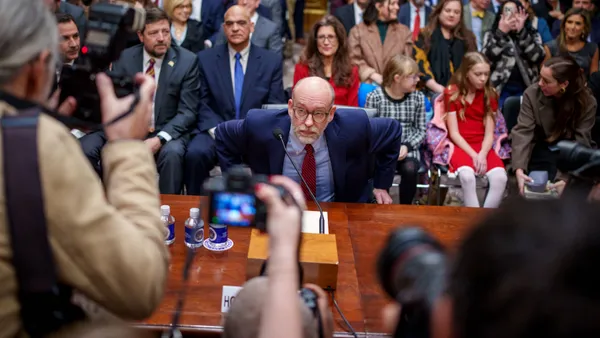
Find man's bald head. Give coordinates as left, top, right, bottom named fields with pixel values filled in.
left=293, top=77, right=335, bottom=106
left=288, top=77, right=336, bottom=145
left=225, top=4, right=251, bottom=20
left=222, top=277, right=319, bottom=338
left=223, top=5, right=253, bottom=50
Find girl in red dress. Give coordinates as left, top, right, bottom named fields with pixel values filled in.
left=444, top=52, right=507, bottom=208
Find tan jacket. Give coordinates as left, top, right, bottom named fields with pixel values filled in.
left=0, top=99, right=169, bottom=337
left=348, top=22, right=413, bottom=82
left=511, top=84, right=597, bottom=171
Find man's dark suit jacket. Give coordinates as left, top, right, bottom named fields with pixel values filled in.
left=196, top=43, right=285, bottom=132
left=398, top=3, right=432, bottom=28
left=59, top=2, right=87, bottom=39
left=180, top=19, right=206, bottom=54
left=203, top=0, right=226, bottom=41
left=112, top=45, right=201, bottom=140
left=215, top=109, right=402, bottom=203
left=334, top=4, right=357, bottom=35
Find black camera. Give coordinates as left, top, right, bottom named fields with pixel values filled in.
left=377, top=227, right=448, bottom=338
left=59, top=2, right=145, bottom=126
left=557, top=141, right=600, bottom=175
left=556, top=141, right=600, bottom=198
left=203, top=166, right=289, bottom=232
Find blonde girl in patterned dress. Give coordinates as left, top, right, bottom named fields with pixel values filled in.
left=366, top=55, right=426, bottom=204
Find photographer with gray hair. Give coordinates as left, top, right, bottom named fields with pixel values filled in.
left=0, top=0, right=169, bottom=336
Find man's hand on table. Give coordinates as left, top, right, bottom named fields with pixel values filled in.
left=373, top=188, right=393, bottom=204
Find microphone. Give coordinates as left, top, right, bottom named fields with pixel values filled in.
left=272, top=128, right=325, bottom=234
left=162, top=247, right=196, bottom=338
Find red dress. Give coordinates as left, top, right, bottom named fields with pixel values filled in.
left=293, top=63, right=359, bottom=107
left=444, top=86, right=504, bottom=173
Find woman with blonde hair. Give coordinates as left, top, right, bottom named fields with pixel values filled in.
left=366, top=55, right=426, bottom=204
left=164, top=0, right=206, bottom=53
left=444, top=52, right=507, bottom=208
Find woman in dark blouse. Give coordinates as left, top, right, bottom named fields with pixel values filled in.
left=413, top=0, right=477, bottom=95
left=294, top=16, right=359, bottom=106
left=543, top=8, right=599, bottom=76
left=165, top=0, right=206, bottom=54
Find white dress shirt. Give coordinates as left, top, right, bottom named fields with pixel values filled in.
left=228, top=43, right=250, bottom=97
left=250, top=12, right=259, bottom=41
left=353, top=1, right=363, bottom=25
left=142, top=49, right=172, bottom=142
left=191, top=0, right=203, bottom=22
left=409, top=2, right=427, bottom=30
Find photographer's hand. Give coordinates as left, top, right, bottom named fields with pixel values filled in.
left=255, top=175, right=305, bottom=338
left=97, top=73, right=156, bottom=141
left=255, top=175, right=305, bottom=253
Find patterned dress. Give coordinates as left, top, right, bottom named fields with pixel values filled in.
left=366, top=88, right=427, bottom=161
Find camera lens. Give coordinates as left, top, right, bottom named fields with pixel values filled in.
left=377, top=227, right=447, bottom=307
left=558, top=141, right=600, bottom=173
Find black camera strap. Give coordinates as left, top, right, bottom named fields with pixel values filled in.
left=2, top=108, right=84, bottom=337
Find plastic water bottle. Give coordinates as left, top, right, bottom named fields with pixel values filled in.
left=161, top=205, right=175, bottom=246
left=184, top=208, right=204, bottom=249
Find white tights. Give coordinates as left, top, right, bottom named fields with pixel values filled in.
left=457, top=167, right=508, bottom=208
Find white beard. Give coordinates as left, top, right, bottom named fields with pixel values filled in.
left=293, top=125, right=321, bottom=144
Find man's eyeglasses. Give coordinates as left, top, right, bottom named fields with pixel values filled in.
left=293, top=107, right=329, bottom=123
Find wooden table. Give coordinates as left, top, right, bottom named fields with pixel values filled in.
left=141, top=195, right=488, bottom=337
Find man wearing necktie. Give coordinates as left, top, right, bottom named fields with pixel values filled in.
left=463, top=0, right=496, bottom=50
left=184, top=5, right=285, bottom=195
left=398, top=0, right=432, bottom=41
left=79, top=8, right=201, bottom=194
left=215, top=77, right=403, bottom=204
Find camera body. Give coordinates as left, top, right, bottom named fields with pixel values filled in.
left=377, top=227, right=448, bottom=338
left=59, top=2, right=145, bottom=125
left=204, top=166, right=287, bottom=232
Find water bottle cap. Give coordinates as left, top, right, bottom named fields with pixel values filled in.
left=161, top=205, right=170, bottom=215
left=190, top=208, right=200, bottom=217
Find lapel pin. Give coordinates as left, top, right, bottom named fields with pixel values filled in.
left=168, top=60, right=175, bottom=67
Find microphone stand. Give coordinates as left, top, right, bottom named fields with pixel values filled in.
left=162, top=247, right=196, bottom=338
left=274, top=133, right=325, bottom=234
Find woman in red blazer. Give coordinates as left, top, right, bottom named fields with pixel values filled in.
left=293, top=15, right=360, bottom=106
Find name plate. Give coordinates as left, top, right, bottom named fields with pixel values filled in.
left=221, top=285, right=243, bottom=313
left=302, top=210, right=329, bottom=234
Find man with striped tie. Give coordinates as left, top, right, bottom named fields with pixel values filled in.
left=80, top=8, right=201, bottom=194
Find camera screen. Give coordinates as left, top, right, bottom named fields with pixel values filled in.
left=210, top=192, right=256, bottom=227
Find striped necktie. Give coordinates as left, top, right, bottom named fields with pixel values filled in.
left=301, top=144, right=317, bottom=200
left=146, top=58, right=156, bottom=79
